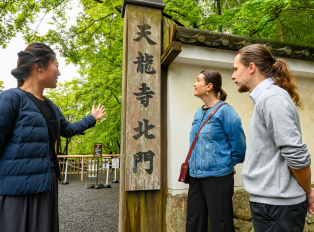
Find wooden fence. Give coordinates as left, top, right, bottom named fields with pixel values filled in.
left=57, top=155, right=120, bottom=181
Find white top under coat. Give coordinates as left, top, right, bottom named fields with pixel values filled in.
left=250, top=77, right=275, bottom=101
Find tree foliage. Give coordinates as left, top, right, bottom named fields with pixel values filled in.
left=163, top=0, right=314, bottom=46
left=0, top=0, right=71, bottom=48
left=40, top=0, right=123, bottom=154
left=1, top=0, right=314, bottom=154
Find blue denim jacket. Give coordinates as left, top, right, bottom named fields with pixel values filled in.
left=189, top=101, right=246, bottom=178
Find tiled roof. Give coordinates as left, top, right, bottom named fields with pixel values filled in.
left=174, top=26, right=314, bottom=62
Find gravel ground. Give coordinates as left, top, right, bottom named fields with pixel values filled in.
left=58, top=172, right=119, bottom=232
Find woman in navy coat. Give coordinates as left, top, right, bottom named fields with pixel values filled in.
left=0, top=43, right=106, bottom=232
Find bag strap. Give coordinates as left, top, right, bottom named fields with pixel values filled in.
left=18, top=89, right=56, bottom=142
left=184, top=102, right=227, bottom=164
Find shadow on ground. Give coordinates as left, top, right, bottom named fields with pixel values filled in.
left=59, top=173, right=119, bottom=232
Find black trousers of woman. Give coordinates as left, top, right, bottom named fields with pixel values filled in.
left=186, top=173, right=234, bottom=232
left=0, top=168, right=59, bottom=232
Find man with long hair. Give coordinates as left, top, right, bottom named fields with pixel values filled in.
left=232, top=44, right=314, bottom=231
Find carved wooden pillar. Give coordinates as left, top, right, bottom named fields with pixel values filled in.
left=119, top=1, right=166, bottom=231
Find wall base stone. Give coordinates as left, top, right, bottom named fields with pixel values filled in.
left=166, top=189, right=314, bottom=232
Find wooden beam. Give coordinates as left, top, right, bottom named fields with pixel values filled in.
left=161, top=41, right=182, bottom=67
left=57, top=155, right=120, bottom=158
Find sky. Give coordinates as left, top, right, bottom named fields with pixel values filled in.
left=0, top=4, right=81, bottom=91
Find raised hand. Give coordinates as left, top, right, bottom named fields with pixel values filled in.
left=91, top=104, right=106, bottom=121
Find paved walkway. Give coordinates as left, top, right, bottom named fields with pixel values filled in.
left=59, top=173, right=119, bottom=232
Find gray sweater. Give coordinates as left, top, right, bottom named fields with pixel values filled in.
left=241, top=84, right=311, bottom=205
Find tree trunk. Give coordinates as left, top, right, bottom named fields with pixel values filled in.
left=217, top=0, right=222, bottom=15
left=276, top=21, right=283, bottom=42
left=216, top=0, right=223, bottom=32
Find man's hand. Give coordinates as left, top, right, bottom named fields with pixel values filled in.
left=290, top=166, right=314, bottom=214
left=91, top=104, right=106, bottom=121
left=233, top=164, right=236, bottom=174
left=308, top=187, right=314, bottom=214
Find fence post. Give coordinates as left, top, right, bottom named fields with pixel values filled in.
left=81, top=157, right=84, bottom=181
left=103, top=159, right=111, bottom=188
left=112, top=155, right=119, bottom=183
left=95, top=157, right=104, bottom=189
left=62, top=159, right=69, bottom=185
left=61, top=159, right=65, bottom=177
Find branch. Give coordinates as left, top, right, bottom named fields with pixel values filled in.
left=83, top=16, right=105, bottom=44
left=162, top=12, right=185, bottom=27
left=74, top=13, right=114, bottom=36
left=35, top=12, right=48, bottom=31
left=169, top=9, right=188, bottom=18
left=249, top=17, right=277, bottom=36
left=115, top=6, right=122, bottom=14
left=233, top=0, right=240, bottom=6
left=97, top=56, right=122, bottom=67
left=111, top=90, right=121, bottom=105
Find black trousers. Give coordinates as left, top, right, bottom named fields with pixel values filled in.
left=186, top=173, right=234, bottom=232
left=250, top=200, right=308, bottom=232
left=0, top=168, right=59, bottom=232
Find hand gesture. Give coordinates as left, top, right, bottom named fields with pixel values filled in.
left=91, top=104, right=106, bottom=121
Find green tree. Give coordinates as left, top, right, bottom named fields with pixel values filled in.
left=0, top=0, right=71, bottom=48
left=40, top=0, right=124, bottom=154
left=1, top=0, right=123, bottom=154
left=45, top=80, right=82, bottom=155
left=2, top=0, right=314, bottom=154
left=45, top=78, right=121, bottom=155
left=162, top=0, right=314, bottom=46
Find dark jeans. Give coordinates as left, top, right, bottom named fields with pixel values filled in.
left=250, top=200, right=308, bottom=232
left=186, top=173, right=234, bottom=232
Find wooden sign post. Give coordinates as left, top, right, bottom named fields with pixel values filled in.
left=94, top=143, right=103, bottom=189
left=120, top=0, right=166, bottom=231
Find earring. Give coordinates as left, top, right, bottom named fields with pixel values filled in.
left=206, top=92, right=209, bottom=95
left=38, top=69, right=41, bottom=72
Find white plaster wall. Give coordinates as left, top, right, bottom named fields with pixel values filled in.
left=167, top=44, right=314, bottom=193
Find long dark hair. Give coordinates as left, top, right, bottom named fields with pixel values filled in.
left=11, top=43, right=56, bottom=87
left=236, top=44, right=301, bottom=107
left=200, top=69, right=227, bottom=101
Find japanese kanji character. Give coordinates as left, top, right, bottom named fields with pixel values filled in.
left=133, top=119, right=155, bottom=140
left=133, top=52, right=156, bottom=74
left=133, top=150, right=155, bottom=174
left=133, top=24, right=157, bottom=45
left=133, top=83, right=155, bottom=108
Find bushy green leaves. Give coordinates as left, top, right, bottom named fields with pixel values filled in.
left=0, top=0, right=71, bottom=48
left=163, top=0, right=314, bottom=46
left=2, top=0, right=314, bottom=154
left=42, top=0, right=123, bottom=154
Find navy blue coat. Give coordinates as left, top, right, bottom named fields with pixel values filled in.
left=0, top=89, right=96, bottom=195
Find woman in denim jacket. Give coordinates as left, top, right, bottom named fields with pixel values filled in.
left=186, top=70, right=246, bottom=232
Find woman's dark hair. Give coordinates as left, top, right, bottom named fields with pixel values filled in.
left=236, top=44, right=301, bottom=107
left=200, top=69, right=227, bottom=101
left=11, top=43, right=56, bottom=87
